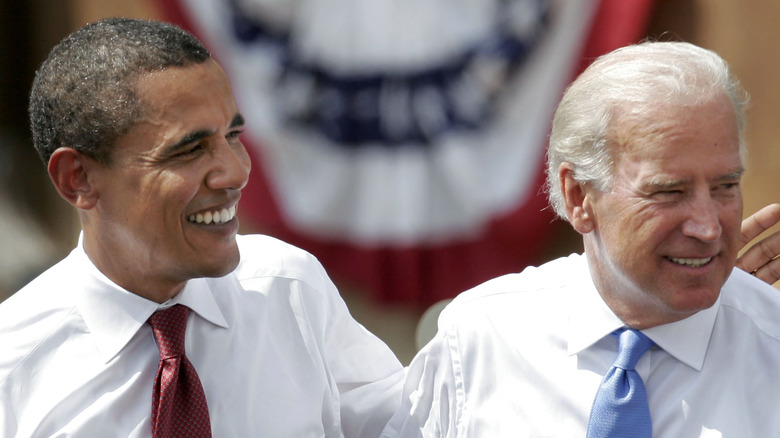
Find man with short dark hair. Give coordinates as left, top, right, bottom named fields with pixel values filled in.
left=0, top=18, right=403, bottom=437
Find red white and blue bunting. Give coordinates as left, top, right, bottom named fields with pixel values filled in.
left=159, top=0, right=655, bottom=307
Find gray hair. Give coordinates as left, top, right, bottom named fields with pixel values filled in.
left=545, top=41, right=749, bottom=220
left=29, top=17, right=211, bottom=165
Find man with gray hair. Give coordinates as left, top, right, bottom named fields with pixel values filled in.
left=382, top=41, right=780, bottom=437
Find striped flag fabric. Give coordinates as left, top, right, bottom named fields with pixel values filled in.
left=157, top=0, right=655, bottom=308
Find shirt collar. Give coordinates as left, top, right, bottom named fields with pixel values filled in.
left=567, top=253, right=719, bottom=371
left=164, top=279, right=229, bottom=330
left=74, top=234, right=229, bottom=363
left=643, top=301, right=718, bottom=371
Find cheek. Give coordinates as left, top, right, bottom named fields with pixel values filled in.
left=604, top=202, right=663, bottom=239
left=135, top=175, right=198, bottom=224
left=721, top=204, right=744, bottom=247
left=154, top=172, right=200, bottom=200
left=724, top=195, right=744, bottom=224
left=607, top=210, right=679, bottom=263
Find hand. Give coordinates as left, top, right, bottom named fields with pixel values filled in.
left=737, top=203, right=780, bottom=285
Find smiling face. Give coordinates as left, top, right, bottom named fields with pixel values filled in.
left=82, top=59, right=251, bottom=302
left=578, top=94, right=743, bottom=328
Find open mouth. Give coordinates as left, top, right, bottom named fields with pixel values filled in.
left=188, top=205, right=237, bottom=225
left=667, top=256, right=712, bottom=268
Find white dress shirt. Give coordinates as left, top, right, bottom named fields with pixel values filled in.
left=0, top=234, right=404, bottom=437
left=382, top=253, right=780, bottom=437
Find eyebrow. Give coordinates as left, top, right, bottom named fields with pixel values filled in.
left=163, top=113, right=246, bottom=156
left=642, top=167, right=745, bottom=191
left=229, top=113, right=245, bottom=129
left=717, top=168, right=745, bottom=181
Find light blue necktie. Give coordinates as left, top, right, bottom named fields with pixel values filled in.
left=586, top=328, right=654, bottom=438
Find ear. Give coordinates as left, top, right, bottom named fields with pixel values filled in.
left=47, top=147, right=99, bottom=210
left=559, top=162, right=595, bottom=234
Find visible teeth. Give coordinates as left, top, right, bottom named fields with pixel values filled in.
left=188, top=205, right=237, bottom=224
left=669, top=257, right=712, bottom=267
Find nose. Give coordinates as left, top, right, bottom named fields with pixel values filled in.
left=681, top=192, right=722, bottom=243
left=206, top=140, right=251, bottom=191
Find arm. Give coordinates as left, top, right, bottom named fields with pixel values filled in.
left=314, top=267, right=406, bottom=438
left=381, top=328, right=462, bottom=438
left=737, top=203, right=780, bottom=285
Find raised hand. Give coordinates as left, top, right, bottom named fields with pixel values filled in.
left=737, top=203, right=780, bottom=285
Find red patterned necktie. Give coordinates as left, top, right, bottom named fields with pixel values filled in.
left=148, top=304, right=212, bottom=437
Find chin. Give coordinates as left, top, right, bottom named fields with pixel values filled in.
left=201, top=253, right=241, bottom=278
left=667, top=288, right=721, bottom=314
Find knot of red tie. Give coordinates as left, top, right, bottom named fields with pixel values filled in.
left=149, top=305, right=189, bottom=359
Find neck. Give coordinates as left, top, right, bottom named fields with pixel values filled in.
left=81, top=229, right=186, bottom=303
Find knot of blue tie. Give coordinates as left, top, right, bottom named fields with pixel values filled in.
left=613, top=328, right=654, bottom=370
left=586, top=328, right=655, bottom=438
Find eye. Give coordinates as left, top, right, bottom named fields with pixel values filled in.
left=174, top=143, right=205, bottom=158
left=653, top=189, right=683, bottom=198
left=713, top=181, right=740, bottom=194
left=646, top=188, right=685, bottom=204
left=226, top=129, right=244, bottom=142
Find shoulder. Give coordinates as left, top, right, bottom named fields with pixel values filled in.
left=439, top=253, right=584, bottom=328
left=0, top=250, right=81, bottom=324
left=0, top=253, right=81, bottom=383
left=235, top=234, right=325, bottom=276
left=236, top=233, right=312, bottom=259
left=232, top=234, right=334, bottom=295
left=720, top=268, right=780, bottom=340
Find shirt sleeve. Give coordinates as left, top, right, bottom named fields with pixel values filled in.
left=317, top=265, right=407, bottom=438
left=381, top=327, right=463, bottom=438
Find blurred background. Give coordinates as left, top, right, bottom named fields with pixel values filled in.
left=1, top=0, right=778, bottom=364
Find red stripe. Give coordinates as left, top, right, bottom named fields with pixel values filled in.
left=578, top=0, right=657, bottom=73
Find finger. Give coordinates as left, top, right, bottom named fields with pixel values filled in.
left=736, top=230, right=780, bottom=276
left=740, top=203, right=780, bottom=248
left=750, top=255, right=780, bottom=287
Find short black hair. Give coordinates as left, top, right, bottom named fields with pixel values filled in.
left=29, top=17, right=211, bottom=165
